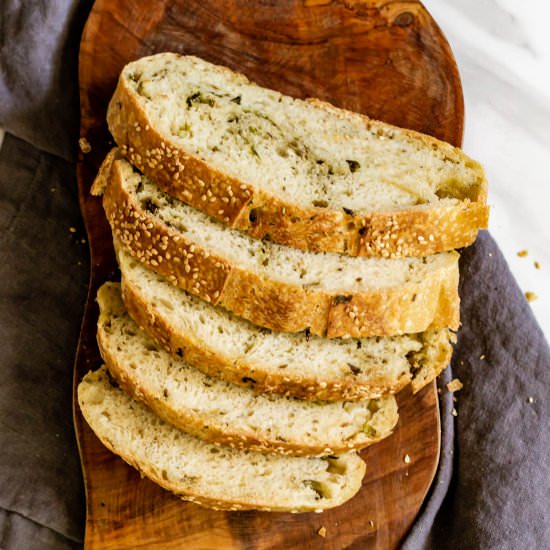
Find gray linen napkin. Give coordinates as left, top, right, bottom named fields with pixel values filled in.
left=0, top=0, right=92, bottom=162
left=0, top=132, right=87, bottom=548
left=404, top=234, right=550, bottom=549
left=0, top=2, right=548, bottom=548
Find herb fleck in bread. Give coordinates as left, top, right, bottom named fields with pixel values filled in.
left=94, top=152, right=460, bottom=338
left=107, top=53, right=488, bottom=258
left=78, top=367, right=366, bottom=512
left=97, top=282, right=399, bottom=456
left=117, top=250, right=453, bottom=401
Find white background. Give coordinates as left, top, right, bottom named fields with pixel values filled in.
left=423, top=0, right=550, bottom=338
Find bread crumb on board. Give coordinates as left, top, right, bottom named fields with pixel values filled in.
left=446, top=378, right=463, bottom=392
left=403, top=454, right=411, bottom=464
left=528, top=396, right=534, bottom=404
left=525, top=291, right=538, bottom=303
left=517, top=250, right=528, bottom=257
left=79, top=137, right=92, bottom=153
left=317, top=526, right=327, bottom=538
left=451, top=408, right=458, bottom=417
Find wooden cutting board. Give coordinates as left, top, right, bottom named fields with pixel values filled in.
left=74, top=1, right=463, bottom=548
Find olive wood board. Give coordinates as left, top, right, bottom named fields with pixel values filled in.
left=74, top=1, right=464, bottom=548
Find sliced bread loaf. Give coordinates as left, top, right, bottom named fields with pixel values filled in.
left=117, top=249, right=453, bottom=401
left=94, top=153, right=460, bottom=338
left=97, top=282, right=399, bottom=456
left=78, top=367, right=366, bottom=512
left=107, top=53, right=488, bottom=258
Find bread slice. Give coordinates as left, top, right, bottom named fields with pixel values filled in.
left=97, top=282, right=399, bottom=456
left=78, top=367, right=366, bottom=512
left=107, top=53, right=488, bottom=258
left=117, top=249, right=453, bottom=401
left=93, top=152, right=460, bottom=338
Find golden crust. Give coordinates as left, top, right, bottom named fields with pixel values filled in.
left=78, top=370, right=367, bottom=512
left=409, top=329, right=455, bottom=393
left=97, top=155, right=460, bottom=338
left=98, top=327, right=398, bottom=456
left=107, top=73, right=489, bottom=259
left=83, top=409, right=365, bottom=512
left=121, top=280, right=399, bottom=401
left=94, top=442, right=366, bottom=513
left=120, top=275, right=453, bottom=401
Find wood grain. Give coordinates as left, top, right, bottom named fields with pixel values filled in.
left=75, top=1, right=463, bottom=548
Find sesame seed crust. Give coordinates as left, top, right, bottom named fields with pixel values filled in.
left=90, top=438, right=366, bottom=512
left=79, top=368, right=367, bottom=512
left=95, top=153, right=460, bottom=338
left=106, top=74, right=489, bottom=259
left=102, top=358, right=395, bottom=456
left=120, top=273, right=453, bottom=402
left=99, top=323, right=399, bottom=456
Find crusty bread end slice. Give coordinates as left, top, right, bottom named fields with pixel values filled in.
left=78, top=367, right=366, bottom=512
left=107, top=52, right=488, bottom=258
